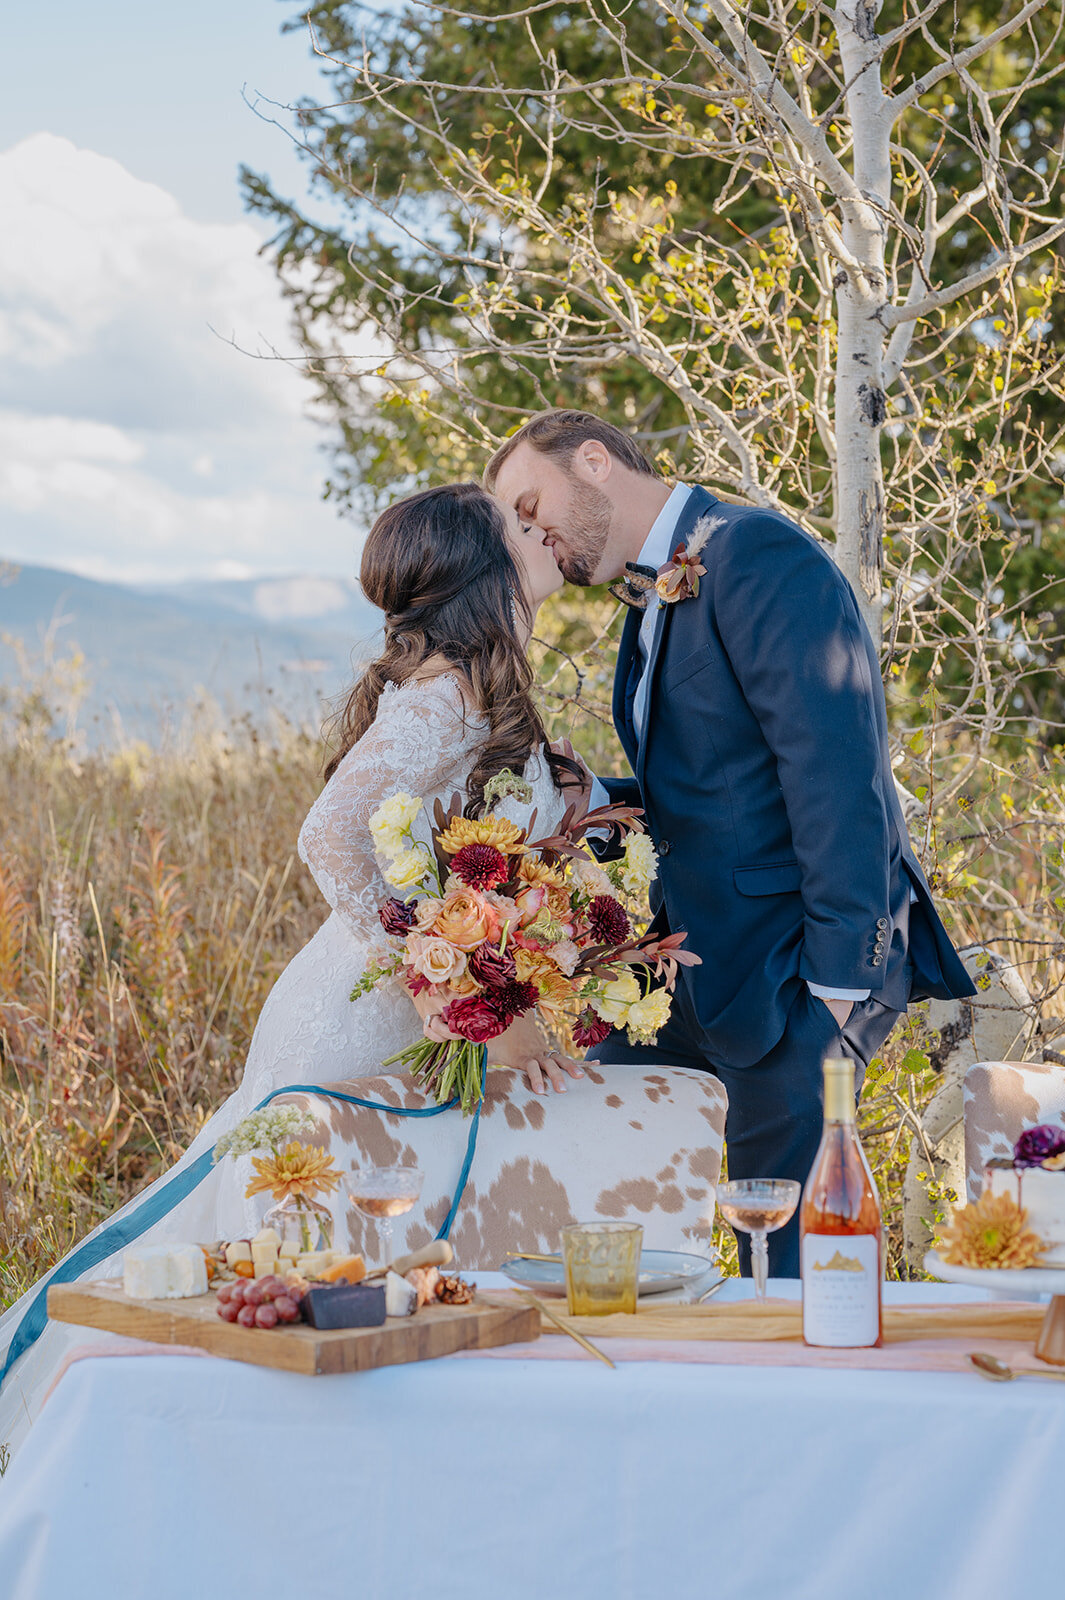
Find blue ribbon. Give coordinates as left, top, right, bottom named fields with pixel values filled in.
left=0, top=1051, right=487, bottom=1395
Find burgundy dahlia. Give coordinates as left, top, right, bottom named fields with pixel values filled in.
left=487, top=979, right=539, bottom=1026
left=441, top=995, right=508, bottom=1044
left=1013, top=1124, right=1065, bottom=1168
left=573, top=1009, right=612, bottom=1049
left=450, top=843, right=510, bottom=892
left=379, top=897, right=417, bottom=936
left=587, top=895, right=632, bottom=946
left=468, top=942, right=518, bottom=989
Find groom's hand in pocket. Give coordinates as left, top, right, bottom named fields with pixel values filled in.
left=816, top=995, right=854, bottom=1030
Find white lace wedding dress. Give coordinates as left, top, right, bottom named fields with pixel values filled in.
left=0, top=674, right=566, bottom=1456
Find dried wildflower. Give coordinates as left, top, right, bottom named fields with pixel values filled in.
left=936, top=1190, right=1046, bottom=1269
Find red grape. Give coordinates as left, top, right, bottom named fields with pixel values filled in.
left=228, top=1282, right=247, bottom=1306
left=255, top=1303, right=279, bottom=1329
left=274, top=1295, right=299, bottom=1323
left=216, top=1282, right=235, bottom=1305
left=237, top=1304, right=257, bottom=1329
left=258, top=1276, right=283, bottom=1299
left=242, top=1284, right=265, bottom=1307
left=217, top=1299, right=241, bottom=1323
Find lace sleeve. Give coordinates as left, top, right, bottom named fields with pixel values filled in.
left=298, top=678, right=483, bottom=942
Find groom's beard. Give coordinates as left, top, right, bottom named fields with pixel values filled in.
left=554, top=479, right=613, bottom=586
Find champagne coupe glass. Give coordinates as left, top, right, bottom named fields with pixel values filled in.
left=345, top=1165, right=424, bottom=1269
left=717, top=1179, right=801, bottom=1301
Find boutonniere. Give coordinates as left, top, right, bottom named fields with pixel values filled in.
left=653, top=514, right=721, bottom=605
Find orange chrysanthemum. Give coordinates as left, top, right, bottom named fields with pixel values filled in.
left=514, top=947, right=573, bottom=1010
left=936, top=1190, right=1046, bottom=1269
left=517, top=856, right=566, bottom=889
left=244, top=1140, right=342, bottom=1203
left=437, top=816, right=526, bottom=856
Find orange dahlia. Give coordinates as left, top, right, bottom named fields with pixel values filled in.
left=936, top=1190, right=1046, bottom=1269
left=244, top=1140, right=342, bottom=1203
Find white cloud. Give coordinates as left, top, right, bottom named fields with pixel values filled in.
left=0, top=133, right=373, bottom=582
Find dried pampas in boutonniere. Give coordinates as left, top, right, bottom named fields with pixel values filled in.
left=654, top=514, right=722, bottom=605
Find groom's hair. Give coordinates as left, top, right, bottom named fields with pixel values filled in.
left=484, top=409, right=659, bottom=488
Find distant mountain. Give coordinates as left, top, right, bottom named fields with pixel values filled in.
left=0, top=561, right=383, bottom=745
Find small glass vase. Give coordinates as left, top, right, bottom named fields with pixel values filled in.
left=261, top=1193, right=334, bottom=1255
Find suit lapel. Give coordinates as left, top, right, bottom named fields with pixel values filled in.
left=634, top=486, right=717, bottom=789
left=612, top=605, right=642, bottom=773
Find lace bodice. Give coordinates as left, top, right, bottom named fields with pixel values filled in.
left=298, top=674, right=566, bottom=943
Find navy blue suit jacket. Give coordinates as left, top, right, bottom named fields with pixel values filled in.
left=601, top=487, right=976, bottom=1071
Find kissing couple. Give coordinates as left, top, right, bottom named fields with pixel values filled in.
left=0, top=409, right=975, bottom=1446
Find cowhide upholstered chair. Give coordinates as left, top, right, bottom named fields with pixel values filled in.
left=964, top=1059, right=1065, bottom=1199
left=270, top=1063, right=728, bottom=1268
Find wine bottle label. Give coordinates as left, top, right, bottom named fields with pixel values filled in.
left=801, top=1234, right=880, bottom=1347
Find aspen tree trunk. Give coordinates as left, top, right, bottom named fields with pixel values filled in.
left=833, top=1, right=891, bottom=641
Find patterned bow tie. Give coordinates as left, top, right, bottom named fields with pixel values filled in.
left=608, top=561, right=658, bottom=610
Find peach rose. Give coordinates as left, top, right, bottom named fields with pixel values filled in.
left=433, top=887, right=499, bottom=952
left=514, top=884, right=547, bottom=927
left=412, top=896, right=444, bottom=933
left=405, top=931, right=468, bottom=984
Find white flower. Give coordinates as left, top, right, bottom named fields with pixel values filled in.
left=213, top=1105, right=316, bottom=1163
left=547, top=938, right=580, bottom=977
left=384, top=846, right=436, bottom=891
left=625, top=988, right=672, bottom=1045
left=571, top=854, right=613, bottom=897
left=369, top=792, right=424, bottom=858
left=405, top=932, right=468, bottom=984
left=591, top=971, right=641, bottom=1024
left=618, top=834, right=658, bottom=897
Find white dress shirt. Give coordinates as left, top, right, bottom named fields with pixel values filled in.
left=589, top=486, right=869, bottom=1008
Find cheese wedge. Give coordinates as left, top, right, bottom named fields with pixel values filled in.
left=124, top=1244, right=208, bottom=1300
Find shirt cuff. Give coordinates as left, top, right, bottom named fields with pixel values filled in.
left=807, top=982, right=871, bottom=1003
left=588, top=776, right=612, bottom=814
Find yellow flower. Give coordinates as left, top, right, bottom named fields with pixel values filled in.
left=936, top=1190, right=1046, bottom=1269
left=625, top=988, right=671, bottom=1044
left=514, top=947, right=573, bottom=1010
left=590, top=971, right=641, bottom=1024
left=369, top=792, right=423, bottom=857
left=244, top=1140, right=342, bottom=1203
left=384, top=846, right=435, bottom=891
left=618, top=834, right=658, bottom=897
left=437, top=815, right=526, bottom=856
left=517, top=856, right=566, bottom=889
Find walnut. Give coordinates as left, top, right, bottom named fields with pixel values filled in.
left=435, top=1274, right=475, bottom=1305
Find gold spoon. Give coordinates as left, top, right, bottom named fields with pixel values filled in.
left=968, top=1351, right=1065, bottom=1384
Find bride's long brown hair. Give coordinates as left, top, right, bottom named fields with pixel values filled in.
left=325, top=483, right=578, bottom=814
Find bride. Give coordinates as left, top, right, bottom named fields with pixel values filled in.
left=0, top=481, right=588, bottom=1450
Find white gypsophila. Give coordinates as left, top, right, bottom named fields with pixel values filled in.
left=213, top=1105, right=317, bottom=1163
left=369, top=791, right=424, bottom=858
left=618, top=834, right=658, bottom=897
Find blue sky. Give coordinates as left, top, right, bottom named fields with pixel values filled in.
left=0, top=1, right=384, bottom=583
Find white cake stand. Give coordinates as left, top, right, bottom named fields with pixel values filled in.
left=924, top=1252, right=1065, bottom=1365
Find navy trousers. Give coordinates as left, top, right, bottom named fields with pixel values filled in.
left=593, top=981, right=902, bottom=1278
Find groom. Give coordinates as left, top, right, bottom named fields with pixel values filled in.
left=487, top=410, right=976, bottom=1277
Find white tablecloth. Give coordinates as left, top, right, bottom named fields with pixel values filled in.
left=1, top=1279, right=1061, bottom=1600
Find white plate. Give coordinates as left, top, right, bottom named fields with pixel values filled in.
left=499, top=1249, right=718, bottom=1297
left=924, top=1251, right=1065, bottom=1296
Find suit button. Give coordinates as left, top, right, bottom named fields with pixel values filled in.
left=871, top=954, right=883, bottom=966
left=876, top=917, right=889, bottom=930
left=658, top=840, right=671, bottom=855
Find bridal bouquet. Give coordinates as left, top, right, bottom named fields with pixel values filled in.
left=351, top=774, right=699, bottom=1114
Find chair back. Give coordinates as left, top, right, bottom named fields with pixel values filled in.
left=270, top=1063, right=727, bottom=1267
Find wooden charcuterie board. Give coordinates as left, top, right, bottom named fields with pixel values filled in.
left=48, top=1279, right=539, bottom=1376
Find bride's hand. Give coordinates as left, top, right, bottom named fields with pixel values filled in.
left=408, top=984, right=461, bottom=1043
left=490, top=1015, right=588, bottom=1096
